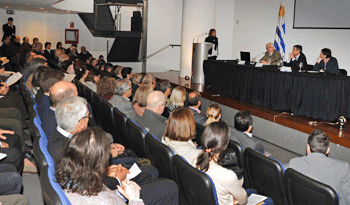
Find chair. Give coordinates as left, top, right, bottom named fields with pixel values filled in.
left=76, top=82, right=85, bottom=97
left=173, top=155, right=219, bottom=205
left=40, top=165, right=71, bottom=205
left=126, top=118, right=149, bottom=158
left=33, top=132, right=47, bottom=174
left=284, top=168, right=339, bottom=205
left=339, top=69, right=347, bottom=76
left=195, top=123, right=205, bottom=146
left=228, top=140, right=249, bottom=188
left=244, top=147, right=287, bottom=205
left=99, top=99, right=113, bottom=134
left=113, top=108, right=131, bottom=149
left=145, top=133, right=175, bottom=180
left=92, top=92, right=102, bottom=125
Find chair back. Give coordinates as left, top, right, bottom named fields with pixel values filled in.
left=92, top=92, right=102, bottom=125
left=284, top=168, right=339, bottom=205
left=173, top=155, right=219, bottom=205
left=244, top=147, right=287, bottom=205
left=339, top=69, right=347, bottom=76
left=195, top=123, right=205, bottom=146
left=33, top=135, right=47, bottom=174
left=113, top=108, right=130, bottom=149
left=228, top=140, right=249, bottom=188
left=40, top=165, right=71, bottom=205
left=76, top=82, right=85, bottom=97
left=145, top=133, right=175, bottom=180
left=126, top=118, right=148, bottom=158
left=99, top=99, right=113, bottom=134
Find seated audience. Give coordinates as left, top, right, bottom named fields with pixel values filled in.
left=156, top=79, right=171, bottom=105
left=162, top=108, right=201, bottom=164
left=43, top=42, right=54, bottom=61
left=289, top=130, right=350, bottom=205
left=55, top=127, right=145, bottom=205
left=313, top=48, right=339, bottom=74
left=167, top=86, right=186, bottom=112
left=133, top=91, right=167, bottom=140
left=100, top=62, right=113, bottom=78
left=78, top=46, right=91, bottom=62
left=0, top=129, right=24, bottom=173
left=121, top=67, right=133, bottom=81
left=131, top=85, right=154, bottom=118
left=109, top=79, right=133, bottom=116
left=84, top=68, right=100, bottom=92
left=33, top=42, right=44, bottom=56
left=231, top=111, right=268, bottom=156
left=142, top=74, right=156, bottom=89
left=114, top=66, right=124, bottom=80
left=194, top=121, right=247, bottom=205
left=24, top=58, right=47, bottom=90
left=187, top=91, right=207, bottom=125
left=131, top=73, right=145, bottom=94
left=97, top=77, right=116, bottom=101
left=259, top=42, right=281, bottom=65
left=76, top=64, right=90, bottom=84
left=204, top=103, right=222, bottom=126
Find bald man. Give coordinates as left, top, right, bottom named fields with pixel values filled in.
left=187, top=91, right=207, bottom=125
left=133, top=91, right=167, bottom=140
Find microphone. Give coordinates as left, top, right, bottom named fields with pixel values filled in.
left=253, top=51, right=266, bottom=60
left=193, top=33, right=208, bottom=43
left=311, top=58, right=319, bottom=64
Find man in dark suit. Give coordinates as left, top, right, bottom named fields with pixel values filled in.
left=109, top=79, right=134, bottom=117
left=313, top=48, right=340, bottom=74
left=289, top=130, right=350, bottom=205
left=2, top=17, right=15, bottom=41
left=286, top=45, right=308, bottom=71
left=133, top=91, right=167, bottom=140
left=230, top=111, right=269, bottom=156
left=43, top=42, right=54, bottom=61
left=33, top=42, right=44, bottom=56
left=187, top=91, right=207, bottom=125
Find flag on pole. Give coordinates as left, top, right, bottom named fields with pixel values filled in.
left=274, top=1, right=286, bottom=60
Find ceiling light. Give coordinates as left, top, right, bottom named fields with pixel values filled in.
left=67, top=10, right=71, bottom=13
left=39, top=7, right=44, bottom=9
left=4, top=6, right=9, bottom=8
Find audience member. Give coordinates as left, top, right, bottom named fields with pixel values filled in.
left=259, top=42, right=281, bottom=65
left=2, top=17, right=15, bottom=41
left=187, top=91, right=207, bottom=125
left=109, top=79, right=133, bottom=116
left=85, top=68, right=100, bottom=92
left=163, top=108, right=201, bottom=163
left=76, top=65, right=90, bottom=84
left=167, top=86, right=186, bottom=112
left=131, top=73, right=145, bottom=94
left=43, top=42, right=54, bottom=61
left=313, top=48, right=339, bottom=74
left=24, top=58, right=47, bottom=90
left=114, top=66, right=124, bottom=80
left=33, top=42, right=44, bottom=56
left=156, top=79, right=171, bottom=104
left=133, top=91, right=167, bottom=140
left=194, top=121, right=247, bottom=205
left=142, top=74, right=156, bottom=89
left=97, top=77, right=115, bottom=101
left=0, top=164, right=22, bottom=195
left=1, top=36, right=13, bottom=59
left=131, top=85, right=154, bottom=119
left=289, top=130, right=350, bottom=205
left=121, top=67, right=133, bottom=81
left=78, top=46, right=91, bottom=62
left=32, top=38, right=38, bottom=49
left=204, top=103, right=221, bottom=126
left=100, top=62, right=113, bottom=78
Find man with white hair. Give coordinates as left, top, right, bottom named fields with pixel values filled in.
left=133, top=91, right=167, bottom=140
left=109, top=79, right=133, bottom=116
left=259, top=42, right=281, bottom=65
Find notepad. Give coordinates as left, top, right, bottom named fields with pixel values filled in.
left=247, top=193, right=267, bottom=205
left=0, top=152, right=7, bottom=160
left=126, top=163, right=142, bottom=180
left=238, top=60, right=246, bottom=65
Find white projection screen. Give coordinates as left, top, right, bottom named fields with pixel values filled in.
left=293, top=0, right=350, bottom=29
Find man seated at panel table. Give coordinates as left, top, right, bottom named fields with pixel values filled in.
left=285, top=45, right=308, bottom=71
left=259, top=42, right=281, bottom=65
left=289, top=130, right=350, bottom=205
left=313, top=48, right=339, bottom=74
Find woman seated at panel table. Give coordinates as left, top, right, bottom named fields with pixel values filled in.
left=313, top=48, right=339, bottom=74
left=55, top=127, right=144, bottom=205
left=162, top=108, right=201, bottom=164
left=193, top=121, right=248, bottom=205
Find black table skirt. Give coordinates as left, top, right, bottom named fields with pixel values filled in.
left=203, top=60, right=350, bottom=121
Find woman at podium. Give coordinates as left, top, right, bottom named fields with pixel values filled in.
left=205, top=29, right=218, bottom=60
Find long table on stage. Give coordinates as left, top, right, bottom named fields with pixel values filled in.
left=203, top=60, right=350, bottom=121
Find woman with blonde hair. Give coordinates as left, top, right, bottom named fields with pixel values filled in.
left=167, top=86, right=186, bottom=112
left=131, top=84, right=154, bottom=117
left=204, top=103, right=222, bottom=126
left=162, top=108, right=201, bottom=164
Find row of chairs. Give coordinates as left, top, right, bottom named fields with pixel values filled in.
left=76, top=80, right=340, bottom=205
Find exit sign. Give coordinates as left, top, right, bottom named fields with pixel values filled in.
left=6, top=10, right=14, bottom=14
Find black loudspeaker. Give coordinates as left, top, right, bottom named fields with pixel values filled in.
left=131, top=11, right=142, bottom=31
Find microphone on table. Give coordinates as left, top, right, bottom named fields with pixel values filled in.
left=310, top=58, right=319, bottom=64
left=193, top=33, right=208, bottom=43
left=253, top=51, right=266, bottom=61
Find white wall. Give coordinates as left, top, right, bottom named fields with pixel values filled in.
left=0, top=8, right=107, bottom=58
left=232, top=0, right=350, bottom=72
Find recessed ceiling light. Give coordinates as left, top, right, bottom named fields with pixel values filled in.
left=39, top=7, right=44, bottom=9
left=67, top=10, right=71, bottom=13
left=4, top=6, right=9, bottom=8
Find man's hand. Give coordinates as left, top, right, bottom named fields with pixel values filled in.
left=0, top=82, right=9, bottom=95
left=107, top=165, right=130, bottom=182
left=111, top=143, right=125, bottom=155
left=261, top=60, right=268, bottom=65
left=1, top=142, right=9, bottom=148
left=0, top=130, right=14, bottom=140
left=288, top=52, right=294, bottom=59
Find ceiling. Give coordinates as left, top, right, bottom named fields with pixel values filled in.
left=0, top=0, right=79, bottom=14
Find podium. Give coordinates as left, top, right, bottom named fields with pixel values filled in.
left=191, top=42, right=213, bottom=84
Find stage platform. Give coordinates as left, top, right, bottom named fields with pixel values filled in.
left=151, top=70, right=350, bottom=154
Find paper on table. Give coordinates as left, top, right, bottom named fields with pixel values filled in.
left=279, top=66, right=292, bottom=72
left=0, top=152, right=7, bottom=160
left=238, top=61, right=246, bottom=65
left=255, top=63, right=264, bottom=67
left=5, top=72, right=23, bottom=86
left=64, top=74, right=76, bottom=82
left=247, top=193, right=267, bottom=205
left=126, top=163, right=142, bottom=180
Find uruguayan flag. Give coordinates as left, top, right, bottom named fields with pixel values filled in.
left=274, top=1, right=286, bottom=60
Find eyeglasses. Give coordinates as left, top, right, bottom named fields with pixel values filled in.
left=79, top=114, right=92, bottom=121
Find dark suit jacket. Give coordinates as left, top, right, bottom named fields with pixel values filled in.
left=133, top=108, right=167, bottom=141
left=42, top=108, right=57, bottom=137
left=2, top=24, right=15, bottom=40
left=313, top=57, right=339, bottom=74
left=205, top=36, right=218, bottom=55
left=44, top=50, right=54, bottom=61
left=189, top=107, right=207, bottom=125
left=37, top=94, right=50, bottom=119
left=287, top=52, right=308, bottom=70
left=230, top=128, right=265, bottom=155
left=0, top=43, right=12, bottom=58
left=47, top=128, right=69, bottom=159
left=289, top=153, right=350, bottom=205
